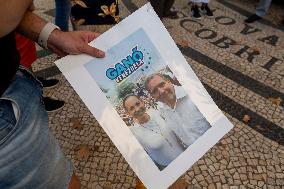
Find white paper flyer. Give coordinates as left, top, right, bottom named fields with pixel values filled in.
left=56, top=3, right=234, bottom=189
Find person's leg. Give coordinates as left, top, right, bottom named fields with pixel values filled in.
left=245, top=0, right=272, bottom=23
left=163, top=0, right=178, bottom=19
left=191, top=0, right=202, bottom=19
left=191, top=0, right=200, bottom=6
left=164, top=0, right=175, bottom=12
left=150, top=0, right=166, bottom=18
left=55, top=0, right=71, bottom=31
left=200, top=0, right=213, bottom=18
left=255, top=0, right=272, bottom=17
left=200, top=0, right=209, bottom=3
left=0, top=67, right=74, bottom=189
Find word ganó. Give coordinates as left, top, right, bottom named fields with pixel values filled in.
left=106, top=46, right=144, bottom=83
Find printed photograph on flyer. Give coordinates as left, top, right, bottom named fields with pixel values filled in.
left=56, top=4, right=234, bottom=188
left=85, top=28, right=212, bottom=170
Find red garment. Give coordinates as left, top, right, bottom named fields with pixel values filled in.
left=15, top=33, right=37, bottom=68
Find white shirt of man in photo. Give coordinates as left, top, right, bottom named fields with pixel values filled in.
left=145, top=74, right=211, bottom=148
left=158, top=85, right=211, bottom=147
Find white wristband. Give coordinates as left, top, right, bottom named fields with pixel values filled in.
left=38, top=22, right=60, bottom=49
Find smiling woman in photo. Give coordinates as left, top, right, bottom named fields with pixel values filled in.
left=123, top=94, right=185, bottom=170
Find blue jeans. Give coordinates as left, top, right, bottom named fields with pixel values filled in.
left=55, top=0, right=71, bottom=31
left=256, top=0, right=272, bottom=17
left=0, top=67, right=73, bottom=189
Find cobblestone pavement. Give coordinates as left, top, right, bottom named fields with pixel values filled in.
left=32, top=0, right=284, bottom=188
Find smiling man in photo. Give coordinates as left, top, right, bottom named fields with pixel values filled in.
left=145, top=73, right=211, bottom=148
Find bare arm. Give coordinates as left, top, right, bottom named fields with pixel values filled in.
left=17, top=11, right=47, bottom=42
left=18, top=11, right=105, bottom=57
left=0, top=0, right=33, bottom=37
left=1, top=0, right=104, bottom=58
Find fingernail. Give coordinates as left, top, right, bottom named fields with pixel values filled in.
left=98, top=50, right=105, bottom=57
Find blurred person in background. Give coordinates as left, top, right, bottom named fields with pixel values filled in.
left=149, top=0, right=178, bottom=19
left=190, top=0, right=213, bottom=19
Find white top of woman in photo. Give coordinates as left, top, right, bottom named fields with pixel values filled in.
left=130, top=109, right=185, bottom=168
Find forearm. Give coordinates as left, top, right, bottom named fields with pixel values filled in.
left=16, top=11, right=47, bottom=42
left=0, top=0, right=104, bottom=58
left=16, top=9, right=104, bottom=58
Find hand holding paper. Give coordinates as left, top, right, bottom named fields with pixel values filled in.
left=48, top=30, right=105, bottom=57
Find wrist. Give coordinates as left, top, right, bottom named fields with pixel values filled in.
left=37, top=22, right=60, bottom=49
left=47, top=28, right=61, bottom=49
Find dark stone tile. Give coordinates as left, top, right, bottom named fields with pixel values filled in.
left=34, top=66, right=61, bottom=78
left=37, top=49, right=53, bottom=59
left=203, top=82, right=284, bottom=146
left=178, top=45, right=284, bottom=108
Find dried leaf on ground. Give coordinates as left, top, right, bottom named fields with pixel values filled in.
left=177, top=39, right=189, bottom=48
left=103, top=182, right=113, bottom=189
left=251, top=46, right=260, bottom=53
left=242, top=115, right=251, bottom=123
left=169, top=178, right=188, bottom=189
left=268, top=97, right=282, bottom=106
left=135, top=178, right=146, bottom=189
left=76, top=144, right=91, bottom=161
left=70, top=117, right=84, bottom=131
